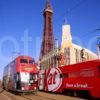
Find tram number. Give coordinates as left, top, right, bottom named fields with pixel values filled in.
left=48, top=71, right=57, bottom=85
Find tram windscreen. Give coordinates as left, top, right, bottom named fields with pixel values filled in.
left=20, top=59, right=28, bottom=63
left=29, top=60, right=35, bottom=64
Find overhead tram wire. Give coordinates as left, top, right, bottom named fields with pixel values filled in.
left=54, top=0, right=88, bottom=25
left=66, top=0, right=100, bottom=39
left=54, top=0, right=100, bottom=41
left=53, top=0, right=89, bottom=44
left=72, top=27, right=100, bottom=53
left=78, top=27, right=100, bottom=39
left=67, top=0, right=87, bottom=14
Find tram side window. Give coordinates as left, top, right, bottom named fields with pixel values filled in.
left=16, top=73, right=21, bottom=89
left=29, top=60, right=35, bottom=64
left=60, top=73, right=68, bottom=78
left=69, top=71, right=80, bottom=78
left=20, top=59, right=28, bottom=63
left=98, top=66, right=100, bottom=77
left=16, top=73, right=20, bottom=81
left=80, top=69, right=94, bottom=77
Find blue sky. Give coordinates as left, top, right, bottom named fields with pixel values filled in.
left=0, top=0, right=100, bottom=79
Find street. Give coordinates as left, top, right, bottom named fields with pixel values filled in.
left=0, top=89, right=86, bottom=100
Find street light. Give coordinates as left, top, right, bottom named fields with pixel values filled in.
left=54, top=39, right=59, bottom=67
left=97, top=37, right=100, bottom=59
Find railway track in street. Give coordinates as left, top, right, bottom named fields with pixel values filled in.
left=0, top=89, right=55, bottom=100
left=0, top=89, right=56, bottom=100
left=2, top=92, right=15, bottom=100
left=21, top=93, right=57, bottom=100
left=0, top=89, right=15, bottom=100
left=0, top=88, right=86, bottom=100
left=21, top=91, right=85, bottom=100
left=1, top=93, right=12, bottom=100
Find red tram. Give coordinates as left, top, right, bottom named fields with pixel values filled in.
left=38, top=60, right=100, bottom=98
left=3, top=56, right=38, bottom=93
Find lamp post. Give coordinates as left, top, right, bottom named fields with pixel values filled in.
left=97, top=37, right=100, bottom=59
left=55, top=39, right=59, bottom=67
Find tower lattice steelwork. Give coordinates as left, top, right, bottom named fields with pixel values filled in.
left=40, top=0, right=55, bottom=59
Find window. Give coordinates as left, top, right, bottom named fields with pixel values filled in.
left=75, top=49, right=79, bottom=63
left=30, top=74, right=35, bottom=80
left=16, top=73, right=20, bottom=81
left=67, top=48, right=70, bottom=65
left=98, top=66, right=100, bottom=77
left=30, top=74, right=37, bottom=82
left=69, top=72, right=80, bottom=78
left=20, top=59, right=28, bottom=63
left=80, top=69, right=94, bottom=77
left=29, top=60, right=35, bottom=64
left=60, top=73, right=68, bottom=78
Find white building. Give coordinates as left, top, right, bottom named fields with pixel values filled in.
left=61, top=24, right=98, bottom=65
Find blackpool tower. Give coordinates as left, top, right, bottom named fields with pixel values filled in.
left=40, top=0, right=55, bottom=59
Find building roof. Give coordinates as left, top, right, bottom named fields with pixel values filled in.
left=73, top=43, right=98, bottom=57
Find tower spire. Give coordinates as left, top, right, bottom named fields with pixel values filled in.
left=46, top=0, right=50, bottom=4
left=46, top=0, right=51, bottom=7
left=44, top=0, right=53, bottom=13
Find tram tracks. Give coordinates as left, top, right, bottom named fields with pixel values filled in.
left=0, top=89, right=16, bottom=100
left=0, top=89, right=58, bottom=100
left=21, top=93, right=57, bottom=100
left=2, top=93, right=15, bottom=100
left=0, top=89, right=85, bottom=100
left=0, top=89, right=55, bottom=100
left=35, top=94, right=57, bottom=100
left=0, top=89, right=57, bottom=100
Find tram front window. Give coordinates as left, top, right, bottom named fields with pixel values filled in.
left=20, top=59, right=28, bottom=64
left=30, top=74, right=37, bottom=83
left=29, top=60, right=35, bottom=64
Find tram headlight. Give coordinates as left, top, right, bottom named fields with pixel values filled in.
left=22, top=87, right=25, bottom=90
left=34, top=87, right=37, bottom=90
